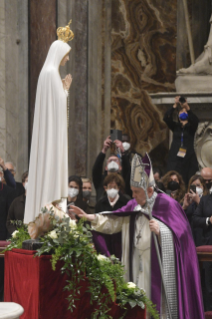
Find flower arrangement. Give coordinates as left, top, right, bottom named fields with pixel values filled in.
left=5, top=208, right=159, bottom=319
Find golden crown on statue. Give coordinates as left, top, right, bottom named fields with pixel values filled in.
left=57, top=20, right=74, bottom=43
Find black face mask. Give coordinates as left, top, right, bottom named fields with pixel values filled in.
left=167, top=181, right=180, bottom=191
left=205, top=181, right=212, bottom=190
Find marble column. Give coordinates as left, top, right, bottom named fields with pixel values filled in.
left=58, top=0, right=112, bottom=179
left=0, top=0, right=28, bottom=181
left=29, top=0, right=57, bottom=140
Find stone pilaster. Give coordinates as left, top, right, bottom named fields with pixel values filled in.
left=0, top=0, right=28, bottom=180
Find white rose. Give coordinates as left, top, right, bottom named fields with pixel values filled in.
left=48, top=230, right=58, bottom=239
left=69, top=219, right=77, bottom=229
left=12, top=230, right=19, bottom=238
left=97, top=254, right=109, bottom=262
left=127, top=282, right=137, bottom=289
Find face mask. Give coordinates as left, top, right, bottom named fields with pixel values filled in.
left=122, top=142, right=131, bottom=151
left=24, top=182, right=28, bottom=191
left=83, top=190, right=91, bottom=200
left=0, top=177, right=1, bottom=182
left=106, top=188, right=119, bottom=199
left=179, top=112, right=188, bottom=121
left=68, top=187, right=79, bottom=198
left=167, top=181, right=179, bottom=191
left=196, top=187, right=203, bottom=196
left=107, top=161, right=119, bottom=172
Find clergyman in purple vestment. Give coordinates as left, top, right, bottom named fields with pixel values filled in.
left=70, top=154, right=205, bottom=319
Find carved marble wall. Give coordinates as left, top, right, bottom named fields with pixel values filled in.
left=110, top=0, right=177, bottom=169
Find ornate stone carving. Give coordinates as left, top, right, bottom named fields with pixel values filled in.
left=175, top=15, right=212, bottom=93
left=194, top=122, right=212, bottom=169
left=177, top=15, right=212, bottom=76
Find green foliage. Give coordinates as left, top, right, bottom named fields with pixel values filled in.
left=4, top=223, right=30, bottom=252
left=7, top=212, right=159, bottom=319
left=116, top=283, right=159, bottom=319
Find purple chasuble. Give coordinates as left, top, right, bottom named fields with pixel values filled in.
left=105, top=193, right=204, bottom=319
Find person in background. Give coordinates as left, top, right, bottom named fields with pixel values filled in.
left=182, top=174, right=207, bottom=246
left=153, top=167, right=161, bottom=183
left=6, top=171, right=28, bottom=235
left=67, top=176, right=91, bottom=220
left=201, top=167, right=212, bottom=191
left=153, top=167, right=166, bottom=192
left=163, top=96, right=199, bottom=185
left=93, top=173, right=130, bottom=260
left=193, top=172, right=212, bottom=311
left=92, top=135, right=131, bottom=200
left=82, top=178, right=95, bottom=214
left=4, top=162, right=25, bottom=196
left=161, top=170, right=186, bottom=203
left=0, top=159, right=16, bottom=301
left=0, top=157, right=16, bottom=189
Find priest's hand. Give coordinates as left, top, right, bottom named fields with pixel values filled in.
left=69, top=205, right=96, bottom=222
left=149, top=220, right=160, bottom=236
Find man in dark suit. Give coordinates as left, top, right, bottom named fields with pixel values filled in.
left=5, top=162, right=25, bottom=197
left=92, top=136, right=131, bottom=201
left=6, top=171, right=28, bottom=235
left=0, top=160, right=16, bottom=302
left=193, top=168, right=212, bottom=311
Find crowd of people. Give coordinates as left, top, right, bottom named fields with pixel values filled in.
left=1, top=96, right=212, bottom=310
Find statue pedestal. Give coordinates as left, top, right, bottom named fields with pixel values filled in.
left=175, top=75, right=212, bottom=93
left=4, top=249, right=146, bottom=319
left=22, top=239, right=43, bottom=250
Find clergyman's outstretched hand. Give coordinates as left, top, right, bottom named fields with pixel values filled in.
left=69, top=205, right=96, bottom=222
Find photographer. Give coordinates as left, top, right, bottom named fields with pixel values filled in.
left=92, top=135, right=131, bottom=201
left=163, top=96, right=199, bottom=185
left=182, top=174, right=207, bottom=246
left=193, top=177, right=212, bottom=311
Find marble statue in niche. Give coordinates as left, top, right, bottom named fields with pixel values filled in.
left=177, top=15, right=212, bottom=75
left=194, top=122, right=212, bottom=170
left=175, top=14, right=212, bottom=92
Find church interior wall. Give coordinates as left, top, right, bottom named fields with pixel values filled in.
left=1, top=0, right=212, bottom=181
left=0, top=0, right=28, bottom=181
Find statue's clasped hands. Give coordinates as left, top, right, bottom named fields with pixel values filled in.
left=62, top=74, right=73, bottom=91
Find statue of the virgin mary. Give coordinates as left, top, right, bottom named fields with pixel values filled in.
left=24, top=21, right=74, bottom=225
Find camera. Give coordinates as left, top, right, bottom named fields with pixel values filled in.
left=110, top=129, right=122, bottom=142
left=179, top=96, right=186, bottom=104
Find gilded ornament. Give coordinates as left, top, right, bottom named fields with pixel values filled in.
left=57, top=20, right=74, bottom=43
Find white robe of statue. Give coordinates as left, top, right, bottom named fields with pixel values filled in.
left=24, top=40, right=71, bottom=224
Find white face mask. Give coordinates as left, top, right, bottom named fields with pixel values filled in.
left=24, top=182, right=28, bottom=191
left=196, top=187, right=203, bottom=196
left=68, top=187, right=79, bottom=198
left=107, top=161, right=119, bottom=172
left=122, top=142, right=131, bottom=151
left=0, top=177, right=1, bottom=182
left=106, top=188, right=119, bottom=199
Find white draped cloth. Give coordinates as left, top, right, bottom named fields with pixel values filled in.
left=24, top=40, right=71, bottom=223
